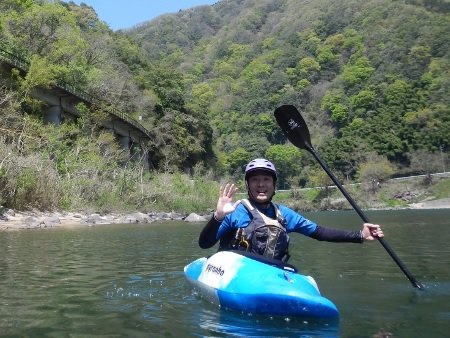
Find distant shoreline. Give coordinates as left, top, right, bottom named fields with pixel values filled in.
left=0, top=198, right=448, bottom=231
left=407, top=198, right=450, bottom=210
left=0, top=210, right=205, bottom=231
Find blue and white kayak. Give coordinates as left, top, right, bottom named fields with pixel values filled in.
left=184, top=250, right=339, bottom=318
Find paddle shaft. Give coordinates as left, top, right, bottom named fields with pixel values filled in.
left=306, top=143, right=424, bottom=290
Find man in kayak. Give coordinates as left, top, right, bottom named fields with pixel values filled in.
left=199, top=158, right=384, bottom=262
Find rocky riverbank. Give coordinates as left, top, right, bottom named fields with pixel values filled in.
left=0, top=209, right=210, bottom=231
left=0, top=197, right=448, bottom=231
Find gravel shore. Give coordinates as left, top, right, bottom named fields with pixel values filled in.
left=0, top=209, right=210, bottom=231
left=408, top=198, right=450, bottom=209
left=0, top=198, right=448, bottom=231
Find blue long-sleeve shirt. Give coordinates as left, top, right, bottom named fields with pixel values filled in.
left=216, top=203, right=317, bottom=239
left=199, top=201, right=363, bottom=251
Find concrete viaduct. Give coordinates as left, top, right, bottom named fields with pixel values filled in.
left=0, top=46, right=153, bottom=167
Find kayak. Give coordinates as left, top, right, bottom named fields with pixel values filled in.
left=184, top=250, right=339, bottom=318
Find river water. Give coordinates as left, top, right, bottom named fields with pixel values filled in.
left=0, top=209, right=448, bottom=337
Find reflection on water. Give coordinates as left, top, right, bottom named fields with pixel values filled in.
left=0, top=210, right=449, bottom=337
left=198, top=308, right=340, bottom=337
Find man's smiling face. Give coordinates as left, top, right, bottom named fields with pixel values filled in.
left=246, top=170, right=276, bottom=205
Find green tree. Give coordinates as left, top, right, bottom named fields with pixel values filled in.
left=307, top=170, right=333, bottom=190
left=316, top=45, right=338, bottom=70
left=408, top=149, right=446, bottom=175
left=321, top=132, right=370, bottom=180
left=406, top=45, right=431, bottom=80
left=342, top=56, right=375, bottom=89
left=226, top=147, right=249, bottom=179
left=298, top=57, right=321, bottom=82
left=321, top=90, right=350, bottom=127
left=265, top=144, right=302, bottom=189
left=357, top=153, right=395, bottom=193
left=350, top=89, right=376, bottom=113
left=384, top=79, right=412, bottom=108
left=188, top=81, right=216, bottom=112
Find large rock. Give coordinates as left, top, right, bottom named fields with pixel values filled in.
left=117, top=212, right=152, bottom=224
left=42, top=215, right=61, bottom=227
left=85, top=213, right=109, bottom=225
left=184, top=213, right=208, bottom=222
left=21, top=216, right=42, bottom=229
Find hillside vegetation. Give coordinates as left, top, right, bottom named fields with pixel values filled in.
left=128, top=0, right=449, bottom=185
left=0, top=0, right=448, bottom=213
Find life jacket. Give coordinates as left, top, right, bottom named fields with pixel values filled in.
left=230, top=199, right=290, bottom=262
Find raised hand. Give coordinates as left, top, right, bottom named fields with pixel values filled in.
left=214, top=183, right=241, bottom=221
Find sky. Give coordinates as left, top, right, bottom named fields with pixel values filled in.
left=72, top=0, right=218, bottom=31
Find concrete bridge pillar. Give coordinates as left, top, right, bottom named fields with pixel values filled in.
left=129, top=144, right=150, bottom=169
left=118, top=135, right=132, bottom=150
left=44, top=105, right=62, bottom=125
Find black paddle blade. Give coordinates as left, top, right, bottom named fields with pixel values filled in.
left=274, top=105, right=313, bottom=151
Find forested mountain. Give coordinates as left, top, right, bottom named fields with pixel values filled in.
left=0, top=0, right=449, bottom=213
left=126, top=0, right=450, bottom=186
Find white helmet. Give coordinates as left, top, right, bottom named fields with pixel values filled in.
left=244, top=158, right=277, bottom=181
